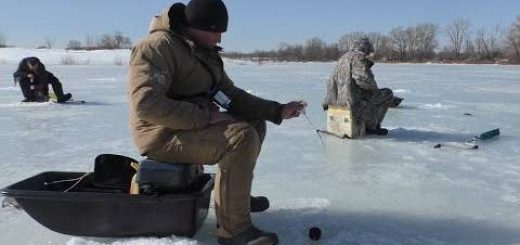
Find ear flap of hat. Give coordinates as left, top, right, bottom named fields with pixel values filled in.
left=168, top=3, right=188, bottom=32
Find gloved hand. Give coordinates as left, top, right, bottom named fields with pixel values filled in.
left=281, top=100, right=306, bottom=119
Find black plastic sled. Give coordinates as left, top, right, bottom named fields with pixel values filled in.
left=0, top=154, right=214, bottom=238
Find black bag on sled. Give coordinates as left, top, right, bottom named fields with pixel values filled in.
left=136, top=159, right=204, bottom=195
left=92, top=154, right=139, bottom=193
left=93, top=155, right=204, bottom=195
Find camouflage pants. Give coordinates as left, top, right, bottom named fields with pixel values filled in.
left=360, top=88, right=394, bottom=129
left=146, top=119, right=266, bottom=238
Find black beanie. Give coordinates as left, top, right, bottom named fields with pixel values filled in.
left=185, top=0, right=228, bottom=32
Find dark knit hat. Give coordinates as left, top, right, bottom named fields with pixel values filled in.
left=185, top=0, right=228, bottom=32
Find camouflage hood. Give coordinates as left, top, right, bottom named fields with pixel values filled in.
left=352, top=38, right=374, bottom=55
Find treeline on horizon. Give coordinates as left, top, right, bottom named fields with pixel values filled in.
left=1, top=17, right=519, bottom=64
left=223, top=16, right=520, bottom=64
left=65, top=32, right=132, bottom=51
left=0, top=32, right=132, bottom=51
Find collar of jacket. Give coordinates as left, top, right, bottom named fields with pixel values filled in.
left=167, top=31, right=225, bottom=91
left=172, top=32, right=223, bottom=53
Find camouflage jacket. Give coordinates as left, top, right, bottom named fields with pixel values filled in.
left=323, top=50, right=378, bottom=110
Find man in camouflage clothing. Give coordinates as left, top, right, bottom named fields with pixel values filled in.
left=323, top=37, right=393, bottom=135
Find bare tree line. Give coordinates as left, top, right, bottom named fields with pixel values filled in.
left=224, top=16, right=520, bottom=64
left=36, top=37, right=56, bottom=49
left=66, top=32, right=132, bottom=50
left=507, top=16, right=520, bottom=61
left=2, top=16, right=520, bottom=63
left=0, top=32, right=6, bottom=48
left=0, top=31, right=132, bottom=50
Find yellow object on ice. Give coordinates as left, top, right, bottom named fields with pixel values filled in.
left=326, top=105, right=365, bottom=139
left=129, top=161, right=140, bottom=194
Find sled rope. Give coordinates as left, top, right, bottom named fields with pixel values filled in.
left=44, top=172, right=92, bottom=192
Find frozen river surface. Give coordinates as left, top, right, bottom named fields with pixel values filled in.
left=0, top=61, right=519, bottom=245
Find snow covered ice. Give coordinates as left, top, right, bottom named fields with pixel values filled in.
left=1, top=49, right=520, bottom=244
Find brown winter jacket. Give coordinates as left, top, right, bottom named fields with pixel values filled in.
left=127, top=9, right=283, bottom=155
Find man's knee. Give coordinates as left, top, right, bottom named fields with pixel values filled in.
left=379, top=88, right=394, bottom=100
left=251, top=120, right=266, bottom=143
left=219, top=124, right=261, bottom=171
left=232, top=124, right=261, bottom=153
left=369, top=88, right=393, bottom=105
left=48, top=77, right=60, bottom=85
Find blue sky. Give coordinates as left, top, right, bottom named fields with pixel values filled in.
left=0, top=0, right=518, bottom=52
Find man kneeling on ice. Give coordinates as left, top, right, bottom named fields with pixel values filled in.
left=13, top=57, right=72, bottom=103
left=127, top=0, right=305, bottom=244
left=323, top=37, right=393, bottom=138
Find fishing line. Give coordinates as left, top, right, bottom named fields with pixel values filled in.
left=301, top=108, right=326, bottom=150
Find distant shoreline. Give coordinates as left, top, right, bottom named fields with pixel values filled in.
left=0, top=47, right=518, bottom=66
left=224, top=57, right=520, bottom=66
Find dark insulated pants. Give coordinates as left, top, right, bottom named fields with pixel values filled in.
left=361, top=88, right=394, bottom=129
left=18, top=77, right=66, bottom=102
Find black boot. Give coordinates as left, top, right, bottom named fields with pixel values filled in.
left=250, top=196, right=269, bottom=213
left=366, top=124, right=388, bottom=136
left=218, top=226, right=278, bottom=245
left=57, top=93, right=72, bottom=103
left=49, top=78, right=72, bottom=103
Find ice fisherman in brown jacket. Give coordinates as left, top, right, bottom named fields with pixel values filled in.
left=127, top=0, right=305, bottom=244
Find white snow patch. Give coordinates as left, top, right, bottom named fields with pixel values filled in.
left=66, top=236, right=198, bottom=245
left=419, top=103, right=455, bottom=110
left=0, top=47, right=130, bottom=65
left=0, top=102, right=54, bottom=108
left=0, top=86, right=17, bottom=91
left=393, top=88, right=411, bottom=93
left=274, top=198, right=331, bottom=210
left=88, top=78, right=118, bottom=82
